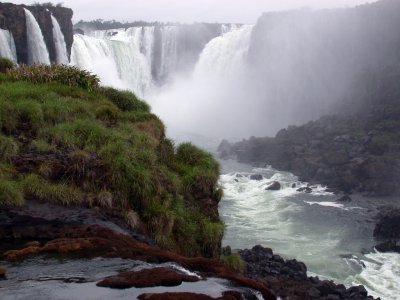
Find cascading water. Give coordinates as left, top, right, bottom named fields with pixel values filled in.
left=71, top=27, right=154, bottom=97
left=24, top=8, right=50, bottom=65
left=0, top=28, right=17, bottom=62
left=51, top=14, right=69, bottom=64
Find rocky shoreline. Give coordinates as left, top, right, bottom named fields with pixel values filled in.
left=0, top=200, right=380, bottom=300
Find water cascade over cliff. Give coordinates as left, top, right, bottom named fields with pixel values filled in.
left=71, top=23, right=235, bottom=97
left=0, top=29, right=17, bottom=62
left=24, top=8, right=50, bottom=65
left=51, top=14, right=68, bottom=64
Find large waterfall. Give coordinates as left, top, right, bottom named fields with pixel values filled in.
left=71, top=24, right=233, bottom=98
left=51, top=14, right=69, bottom=64
left=24, top=8, right=50, bottom=65
left=0, top=29, right=17, bottom=62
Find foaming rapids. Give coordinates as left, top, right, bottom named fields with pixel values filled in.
left=218, top=160, right=400, bottom=300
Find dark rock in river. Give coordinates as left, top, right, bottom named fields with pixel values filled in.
left=374, top=206, right=400, bottom=239
left=297, top=187, right=313, bottom=194
left=265, top=181, right=281, bottom=191
left=375, top=240, right=400, bottom=253
left=239, top=245, right=377, bottom=300
left=250, top=174, right=263, bottom=181
left=337, top=195, right=352, bottom=203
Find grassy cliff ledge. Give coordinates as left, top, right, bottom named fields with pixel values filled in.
left=0, top=63, right=223, bottom=258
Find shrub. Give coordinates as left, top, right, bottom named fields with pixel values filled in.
left=0, top=57, right=15, bottom=73
left=220, top=253, right=245, bottom=273
left=23, top=174, right=84, bottom=206
left=0, top=135, right=19, bottom=162
left=100, top=87, right=149, bottom=112
left=0, top=179, right=24, bottom=207
left=7, top=64, right=100, bottom=91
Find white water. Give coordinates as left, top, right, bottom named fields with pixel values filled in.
left=150, top=25, right=255, bottom=138
left=71, top=27, right=157, bottom=97
left=51, top=14, right=69, bottom=64
left=0, top=29, right=17, bottom=62
left=24, top=8, right=50, bottom=65
left=218, top=161, right=400, bottom=300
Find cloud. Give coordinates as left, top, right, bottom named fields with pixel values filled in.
left=11, top=0, right=377, bottom=23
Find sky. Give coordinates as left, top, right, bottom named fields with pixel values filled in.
left=10, top=0, right=378, bottom=23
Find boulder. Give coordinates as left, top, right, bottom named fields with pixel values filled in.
left=373, top=207, right=400, bottom=239
left=250, top=174, right=263, bottom=181
left=0, top=267, right=6, bottom=279
left=97, top=267, right=200, bottom=289
left=375, top=240, right=400, bottom=253
left=337, top=195, right=352, bottom=202
left=265, top=181, right=281, bottom=191
left=297, top=187, right=313, bottom=193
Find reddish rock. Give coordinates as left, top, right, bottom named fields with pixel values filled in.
left=0, top=267, right=6, bottom=279
left=24, top=241, right=41, bottom=248
left=97, top=267, right=200, bottom=289
left=4, top=246, right=40, bottom=261
left=138, top=291, right=242, bottom=300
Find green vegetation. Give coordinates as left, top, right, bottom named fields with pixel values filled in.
left=0, top=64, right=222, bottom=258
left=220, top=253, right=245, bottom=273
left=0, top=57, right=15, bottom=73
left=7, top=64, right=100, bottom=91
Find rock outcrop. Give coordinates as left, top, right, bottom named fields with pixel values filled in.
left=240, top=245, right=376, bottom=300
left=0, top=2, right=73, bottom=63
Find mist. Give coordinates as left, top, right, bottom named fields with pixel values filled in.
left=11, top=0, right=377, bottom=23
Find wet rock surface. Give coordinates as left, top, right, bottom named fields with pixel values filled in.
left=239, top=245, right=377, bottom=300
left=0, top=266, right=6, bottom=279
left=373, top=206, right=400, bottom=239
left=0, top=201, right=276, bottom=300
left=138, top=291, right=242, bottom=300
left=97, top=267, right=200, bottom=289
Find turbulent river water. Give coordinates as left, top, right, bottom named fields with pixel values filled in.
left=218, top=159, right=400, bottom=300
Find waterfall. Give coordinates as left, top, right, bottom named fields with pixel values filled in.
left=71, top=27, right=155, bottom=97
left=24, top=8, right=50, bottom=65
left=157, top=26, right=179, bottom=82
left=51, top=14, right=69, bottom=64
left=194, top=25, right=252, bottom=77
left=0, top=29, right=17, bottom=62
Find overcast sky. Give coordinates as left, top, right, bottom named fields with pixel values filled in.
left=11, top=0, right=378, bottom=23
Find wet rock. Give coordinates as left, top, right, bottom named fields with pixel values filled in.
left=97, top=267, right=200, bottom=289
left=375, top=240, right=400, bottom=253
left=0, top=267, right=6, bottom=279
left=138, top=291, right=242, bottom=300
left=373, top=206, right=400, bottom=239
left=250, top=174, right=263, bottom=181
left=297, top=187, right=313, bottom=193
left=337, top=195, right=352, bottom=202
left=265, top=181, right=281, bottom=191
left=4, top=245, right=41, bottom=261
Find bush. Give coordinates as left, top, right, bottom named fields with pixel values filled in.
left=100, top=87, right=149, bottom=112
left=220, top=253, right=245, bottom=273
left=7, top=64, right=100, bottom=91
left=0, top=57, right=15, bottom=73
left=0, top=179, right=24, bottom=207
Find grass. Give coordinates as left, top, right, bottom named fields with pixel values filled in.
left=220, top=253, right=245, bottom=273
left=0, top=67, right=222, bottom=258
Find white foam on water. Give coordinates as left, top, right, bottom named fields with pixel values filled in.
left=348, top=251, right=400, bottom=300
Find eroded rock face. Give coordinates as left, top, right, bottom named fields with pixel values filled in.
left=0, top=3, right=73, bottom=63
